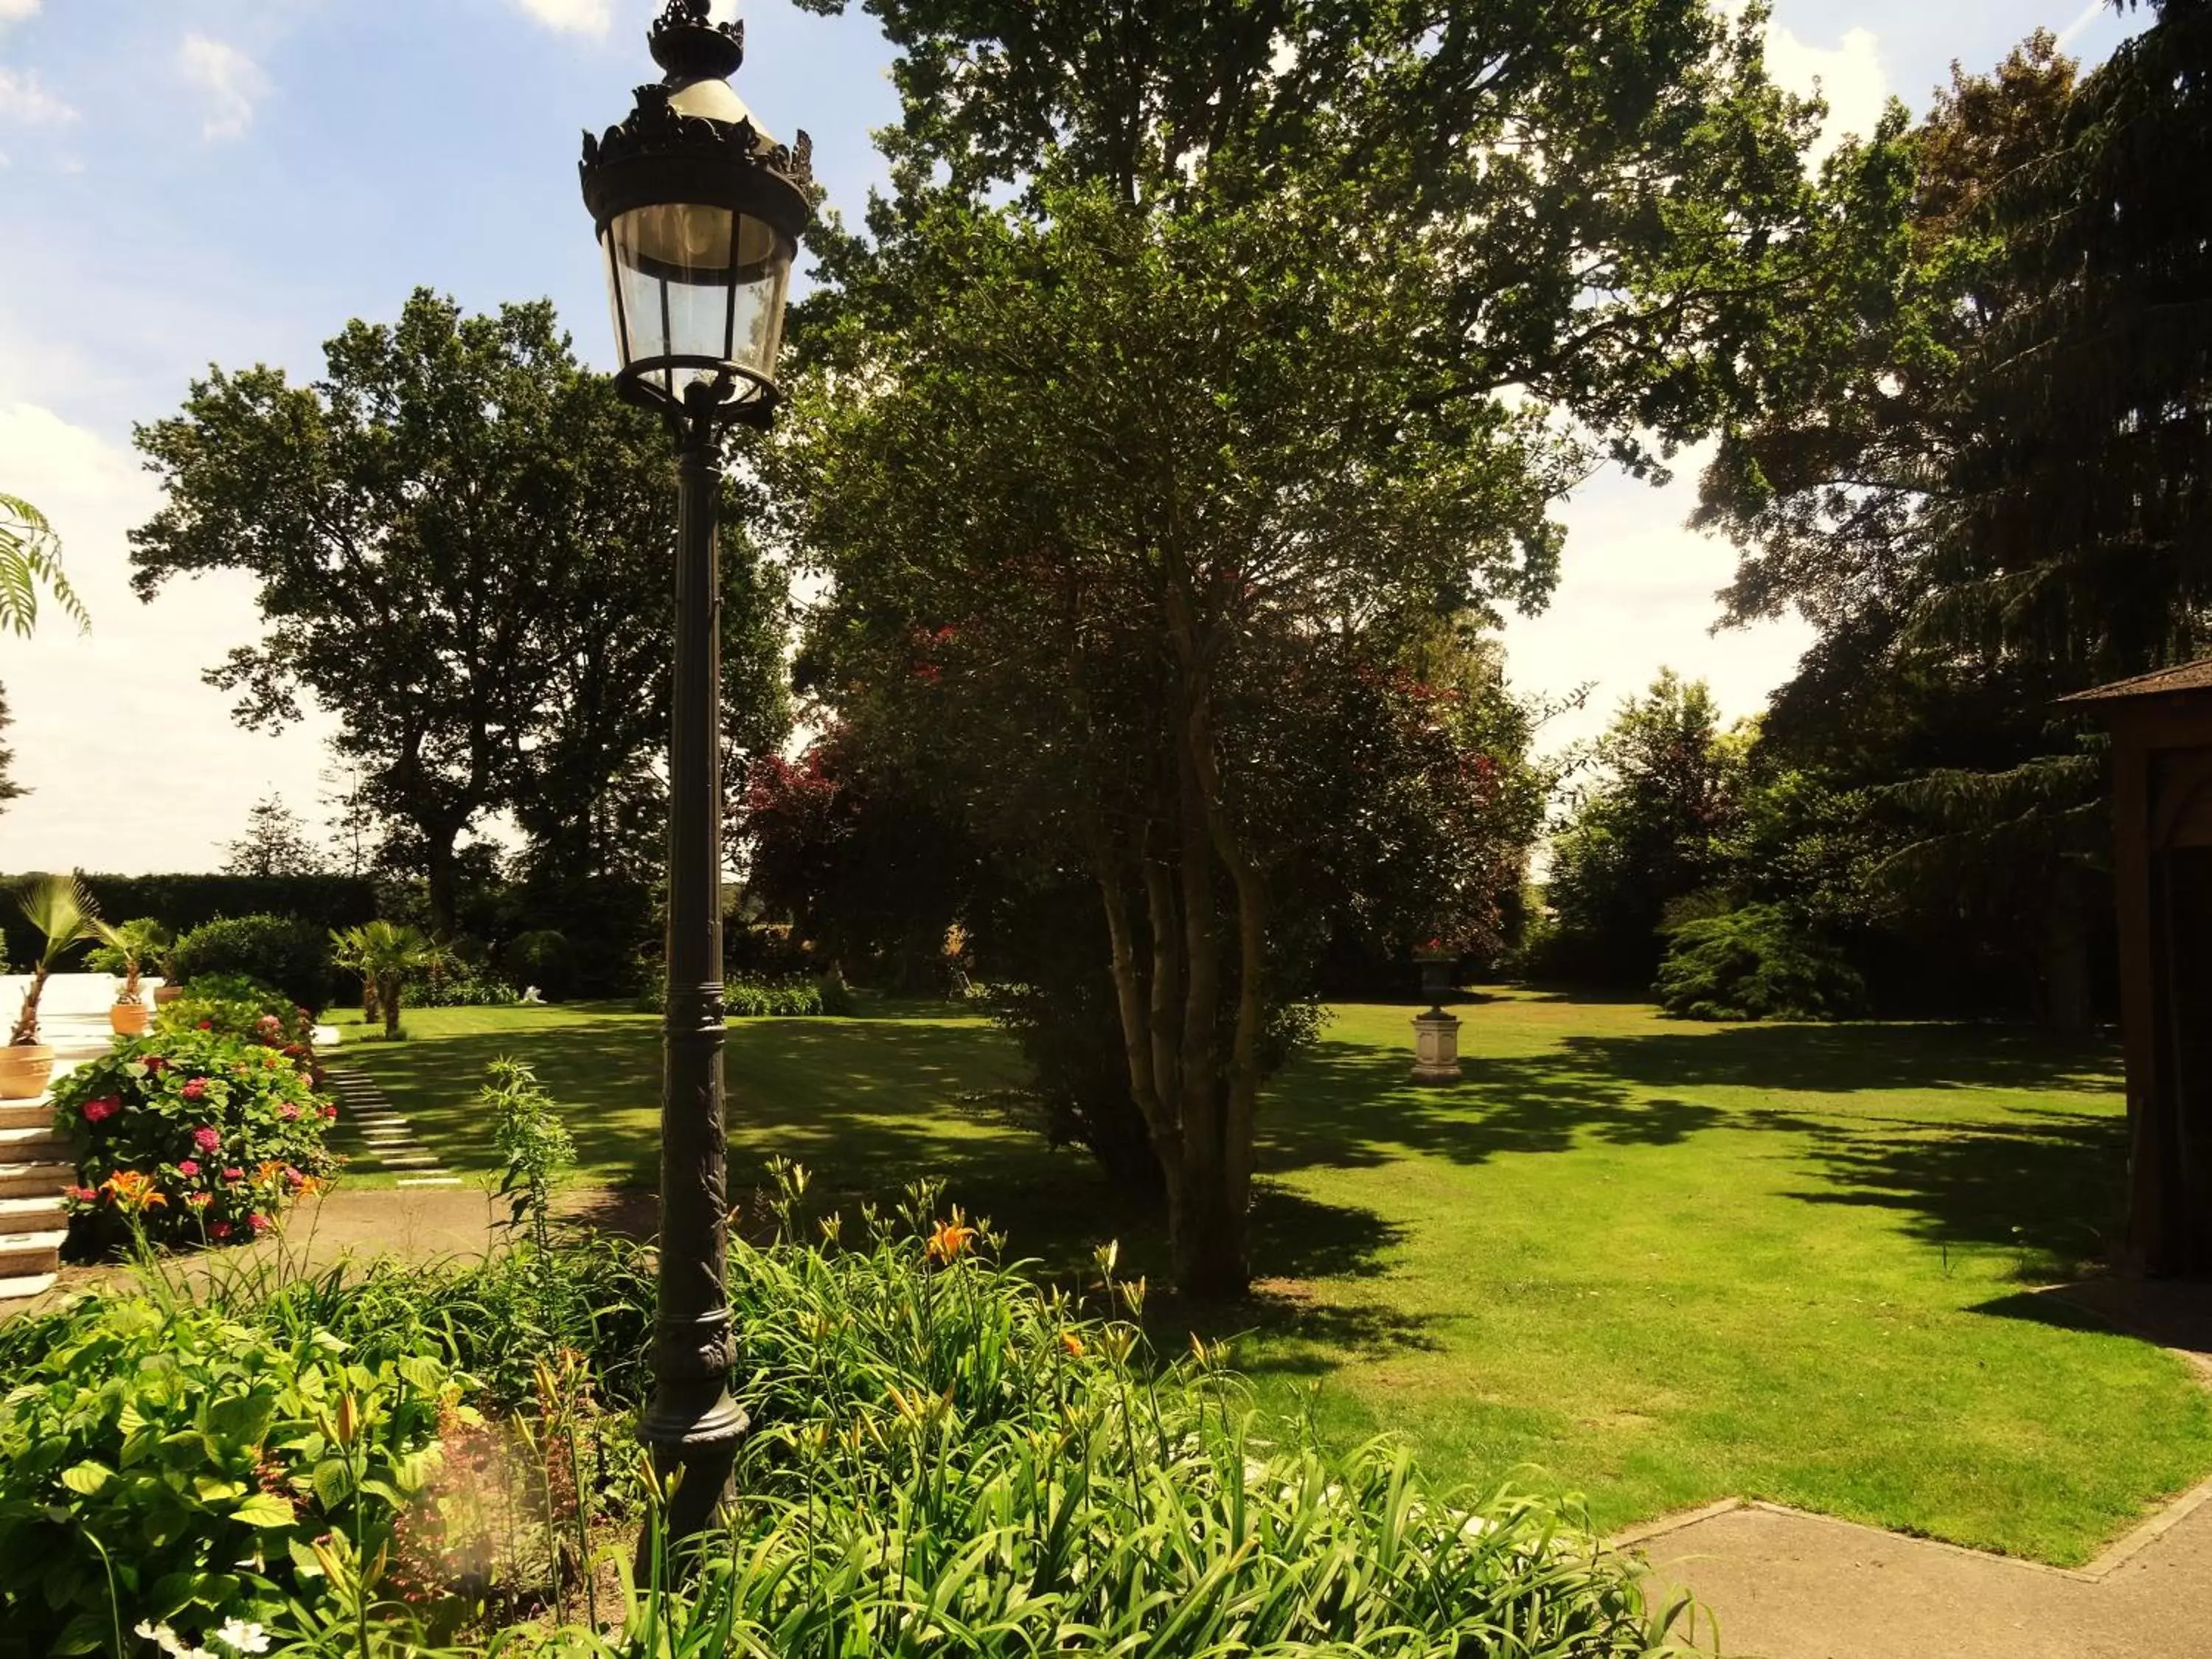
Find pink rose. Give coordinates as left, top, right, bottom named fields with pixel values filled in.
left=83, top=1097, right=121, bottom=1124
left=177, top=1159, right=201, bottom=1178
left=193, top=1126, right=220, bottom=1152
left=181, top=1078, right=209, bottom=1102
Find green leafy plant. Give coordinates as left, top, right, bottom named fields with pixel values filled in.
left=1655, top=903, right=1868, bottom=1022
left=88, top=917, right=173, bottom=1007
left=0, top=1290, right=464, bottom=1655
left=483, top=1059, right=575, bottom=1250
left=332, top=922, right=445, bottom=1039
left=0, top=490, right=88, bottom=638
left=9, top=872, right=100, bottom=1046
left=172, top=915, right=336, bottom=1017
left=49, top=1029, right=338, bottom=1248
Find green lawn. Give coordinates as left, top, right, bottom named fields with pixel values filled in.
left=326, top=990, right=2212, bottom=1566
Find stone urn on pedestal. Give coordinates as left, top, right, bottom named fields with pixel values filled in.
left=1410, top=948, right=1463, bottom=1086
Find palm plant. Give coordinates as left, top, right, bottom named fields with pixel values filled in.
left=332, top=921, right=443, bottom=1039
left=0, top=493, right=88, bottom=638
left=10, top=872, right=100, bottom=1046
left=89, top=917, right=172, bottom=1006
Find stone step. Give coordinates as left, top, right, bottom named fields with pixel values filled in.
left=0, top=1230, right=66, bottom=1276
left=0, top=1124, right=72, bottom=1160
left=378, top=1155, right=446, bottom=1169
left=396, top=1176, right=464, bottom=1189
left=0, top=1100, right=55, bottom=1131
left=0, top=1272, right=58, bottom=1304
left=0, top=1161, right=72, bottom=1200
left=0, top=1194, right=68, bottom=1227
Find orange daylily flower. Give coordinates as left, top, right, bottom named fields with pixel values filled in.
left=1059, top=1332, right=1085, bottom=1358
left=100, top=1171, right=168, bottom=1214
left=925, top=1209, right=978, bottom=1264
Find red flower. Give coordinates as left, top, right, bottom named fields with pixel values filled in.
left=177, top=1159, right=201, bottom=1179
left=223, top=1167, right=243, bottom=1181
left=247, top=1213, right=270, bottom=1234
left=323, top=1104, right=340, bottom=1121
left=196, top=1020, right=213, bottom=1031
left=83, top=1097, right=121, bottom=1124
left=69, top=1186, right=98, bottom=1203
left=181, top=1078, right=209, bottom=1102
left=209, top=1221, right=232, bottom=1240
left=142, top=1056, right=167, bottom=1073
left=193, top=1125, right=220, bottom=1152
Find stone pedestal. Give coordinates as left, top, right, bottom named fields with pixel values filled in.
left=1411, top=1008, right=1462, bottom=1085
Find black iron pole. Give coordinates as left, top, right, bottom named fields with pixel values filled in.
left=638, top=400, right=747, bottom=1566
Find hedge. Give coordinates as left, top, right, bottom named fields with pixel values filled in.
left=0, top=874, right=378, bottom=969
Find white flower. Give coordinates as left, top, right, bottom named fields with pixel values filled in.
left=136, top=1624, right=189, bottom=1658
left=215, top=1621, right=271, bottom=1655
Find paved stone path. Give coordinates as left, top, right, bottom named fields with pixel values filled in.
left=1624, top=1279, right=2212, bottom=1658
left=324, top=1067, right=462, bottom=1187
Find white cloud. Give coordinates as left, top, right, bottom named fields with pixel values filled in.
left=0, top=0, right=39, bottom=26
left=178, top=35, right=268, bottom=143
left=0, top=65, right=74, bottom=125
left=0, top=400, right=336, bottom=874
left=1500, top=456, right=1815, bottom=760
left=1718, top=1, right=1889, bottom=165
left=512, top=0, right=615, bottom=35
left=1767, top=24, right=1888, bottom=161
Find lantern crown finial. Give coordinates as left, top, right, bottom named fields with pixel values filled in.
left=650, top=0, right=745, bottom=83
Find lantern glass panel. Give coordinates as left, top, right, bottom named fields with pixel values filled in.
left=603, top=202, right=796, bottom=403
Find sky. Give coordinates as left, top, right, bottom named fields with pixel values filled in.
left=0, top=0, right=2146, bottom=874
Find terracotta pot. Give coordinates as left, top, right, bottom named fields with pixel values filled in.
left=111, top=1001, right=152, bottom=1037
left=0, top=1044, right=56, bottom=1102
left=154, top=984, right=184, bottom=1006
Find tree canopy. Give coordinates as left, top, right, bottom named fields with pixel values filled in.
left=132, top=289, right=788, bottom=941
left=774, top=0, right=1832, bottom=1293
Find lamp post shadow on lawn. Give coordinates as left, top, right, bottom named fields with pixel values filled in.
left=576, top=0, right=812, bottom=1561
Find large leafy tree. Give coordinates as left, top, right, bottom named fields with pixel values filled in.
left=1698, top=6, right=2212, bottom=1032
left=1540, top=672, right=1749, bottom=984
left=779, top=0, right=1825, bottom=1294
left=132, top=290, right=787, bottom=937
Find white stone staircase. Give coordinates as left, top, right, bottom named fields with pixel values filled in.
left=0, top=975, right=149, bottom=1312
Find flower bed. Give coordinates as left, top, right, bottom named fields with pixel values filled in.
left=51, top=1026, right=339, bottom=1247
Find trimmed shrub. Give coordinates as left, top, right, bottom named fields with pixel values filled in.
left=0, top=1292, right=465, bottom=1656
left=50, top=1029, right=338, bottom=1248
left=0, top=873, right=376, bottom=972
left=1655, top=903, right=1867, bottom=1022
left=408, top=967, right=522, bottom=1009
left=171, top=914, right=336, bottom=1015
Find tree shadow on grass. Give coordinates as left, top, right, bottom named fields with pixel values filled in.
left=1548, top=1022, right=2120, bottom=1097
left=1782, top=1107, right=2129, bottom=1274
left=1262, top=1040, right=1725, bottom=1174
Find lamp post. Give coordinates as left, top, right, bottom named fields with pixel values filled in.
left=578, top=0, right=810, bottom=1551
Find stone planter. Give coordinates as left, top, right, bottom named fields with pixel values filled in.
left=0, top=1044, right=56, bottom=1101
left=111, top=1001, right=152, bottom=1037
left=154, top=984, right=184, bottom=1006
left=1411, top=1009, right=1462, bottom=1085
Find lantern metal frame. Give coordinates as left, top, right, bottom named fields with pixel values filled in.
left=580, top=0, right=811, bottom=431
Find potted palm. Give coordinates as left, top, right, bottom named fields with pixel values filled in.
left=90, top=917, right=170, bottom=1035
left=2, top=872, right=99, bottom=1099
left=332, top=919, right=442, bottom=1040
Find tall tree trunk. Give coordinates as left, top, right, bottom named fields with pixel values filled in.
left=424, top=829, right=460, bottom=938
left=381, top=975, right=403, bottom=1040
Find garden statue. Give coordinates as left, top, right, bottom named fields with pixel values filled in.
left=519, top=984, right=546, bottom=1006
